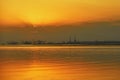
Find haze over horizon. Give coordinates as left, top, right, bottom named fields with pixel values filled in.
left=0, top=20, right=120, bottom=43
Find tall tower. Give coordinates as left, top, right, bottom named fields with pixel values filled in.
left=74, top=35, right=77, bottom=43
left=69, top=36, right=72, bottom=43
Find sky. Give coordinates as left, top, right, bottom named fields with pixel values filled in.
left=1, top=0, right=120, bottom=25
left=0, top=0, right=120, bottom=43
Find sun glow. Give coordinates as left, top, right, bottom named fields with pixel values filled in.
left=0, top=0, right=120, bottom=26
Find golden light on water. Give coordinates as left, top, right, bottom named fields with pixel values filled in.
left=0, top=47, right=120, bottom=80
left=0, top=58, right=120, bottom=80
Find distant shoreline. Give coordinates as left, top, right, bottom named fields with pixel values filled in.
left=0, top=44, right=120, bottom=47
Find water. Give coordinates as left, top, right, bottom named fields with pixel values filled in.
left=0, top=46, right=120, bottom=80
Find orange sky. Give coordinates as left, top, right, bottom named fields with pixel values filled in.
left=0, top=0, right=120, bottom=26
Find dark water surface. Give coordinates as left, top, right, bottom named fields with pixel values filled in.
left=0, top=46, right=120, bottom=80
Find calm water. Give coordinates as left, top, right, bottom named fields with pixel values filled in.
left=0, top=46, right=120, bottom=80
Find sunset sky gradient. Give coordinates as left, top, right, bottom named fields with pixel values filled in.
left=1, top=0, right=120, bottom=26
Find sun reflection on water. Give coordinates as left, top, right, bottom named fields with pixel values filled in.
left=0, top=46, right=120, bottom=80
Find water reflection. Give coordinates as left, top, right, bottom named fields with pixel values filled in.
left=0, top=46, right=120, bottom=80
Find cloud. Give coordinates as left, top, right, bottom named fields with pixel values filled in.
left=0, top=20, right=120, bottom=43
